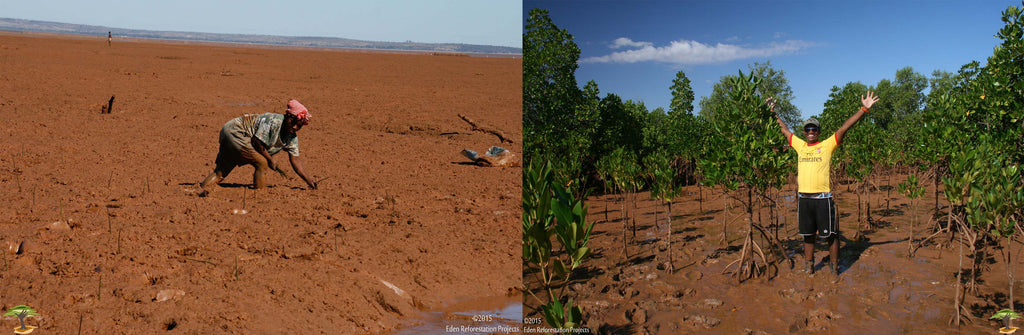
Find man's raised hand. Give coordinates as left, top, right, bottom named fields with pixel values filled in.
left=862, top=91, right=879, bottom=109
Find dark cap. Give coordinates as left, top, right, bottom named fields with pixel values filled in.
left=803, top=117, right=820, bottom=129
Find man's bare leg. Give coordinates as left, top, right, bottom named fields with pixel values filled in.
left=828, top=235, right=840, bottom=274
left=803, top=235, right=816, bottom=273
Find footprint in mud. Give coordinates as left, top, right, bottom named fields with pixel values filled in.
left=790, top=308, right=842, bottom=332
left=681, top=315, right=721, bottom=329
left=682, top=270, right=703, bottom=281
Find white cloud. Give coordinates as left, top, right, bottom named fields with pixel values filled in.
left=582, top=39, right=814, bottom=65
left=610, top=37, right=653, bottom=49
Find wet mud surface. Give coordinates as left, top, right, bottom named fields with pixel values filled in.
left=547, top=177, right=1020, bottom=334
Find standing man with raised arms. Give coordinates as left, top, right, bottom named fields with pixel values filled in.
left=768, top=91, right=879, bottom=276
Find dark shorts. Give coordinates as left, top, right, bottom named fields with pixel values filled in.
left=214, top=123, right=265, bottom=178
left=798, top=196, right=838, bottom=238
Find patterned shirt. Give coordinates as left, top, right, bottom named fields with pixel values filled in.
left=789, top=134, right=838, bottom=193
left=235, top=113, right=300, bottom=156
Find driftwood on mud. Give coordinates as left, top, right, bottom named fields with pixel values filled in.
left=104, top=95, right=115, bottom=114
left=458, top=114, right=513, bottom=144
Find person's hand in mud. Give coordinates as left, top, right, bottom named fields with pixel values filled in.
left=288, top=153, right=317, bottom=190
left=252, top=136, right=288, bottom=178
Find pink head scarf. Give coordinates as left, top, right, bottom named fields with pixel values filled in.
left=286, top=99, right=311, bottom=126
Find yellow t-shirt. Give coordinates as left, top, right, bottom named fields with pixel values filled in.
left=790, top=134, right=839, bottom=193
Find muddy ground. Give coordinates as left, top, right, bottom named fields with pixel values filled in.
left=537, top=174, right=1022, bottom=334
left=0, top=33, right=521, bottom=334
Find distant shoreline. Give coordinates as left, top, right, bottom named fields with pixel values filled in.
left=0, top=30, right=521, bottom=59
left=0, top=17, right=520, bottom=57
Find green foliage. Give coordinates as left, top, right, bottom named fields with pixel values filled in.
left=700, top=62, right=801, bottom=131
left=705, top=70, right=793, bottom=193
left=818, top=81, right=881, bottom=180
left=670, top=71, right=695, bottom=115
left=522, top=160, right=593, bottom=329
left=930, top=3, right=1024, bottom=241
left=523, top=160, right=555, bottom=267
left=593, top=95, right=646, bottom=161
left=523, top=9, right=596, bottom=195
left=959, top=141, right=1023, bottom=237
left=542, top=299, right=582, bottom=330
left=641, top=107, right=669, bottom=158
left=605, top=147, right=643, bottom=194
left=897, top=174, right=925, bottom=200
left=644, top=150, right=678, bottom=202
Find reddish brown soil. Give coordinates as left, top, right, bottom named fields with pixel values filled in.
left=543, top=175, right=1022, bottom=334
left=0, top=33, right=520, bottom=334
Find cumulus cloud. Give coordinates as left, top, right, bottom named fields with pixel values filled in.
left=582, top=39, right=815, bottom=65
left=610, top=37, right=653, bottom=49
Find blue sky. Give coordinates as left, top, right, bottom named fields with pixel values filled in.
left=524, top=1, right=1019, bottom=121
left=3, top=0, right=522, bottom=47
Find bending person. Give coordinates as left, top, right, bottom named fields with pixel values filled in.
left=200, top=99, right=317, bottom=195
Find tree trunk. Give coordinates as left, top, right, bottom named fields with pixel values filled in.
left=887, top=172, right=892, bottom=211
left=631, top=189, right=637, bottom=239
left=603, top=188, right=608, bottom=223
left=622, top=190, right=627, bottom=260
left=868, top=176, right=874, bottom=224
left=857, top=187, right=863, bottom=232
left=654, top=196, right=660, bottom=236
left=934, top=171, right=940, bottom=214
left=908, top=199, right=915, bottom=257
left=747, top=188, right=753, bottom=227
left=1008, top=234, right=1014, bottom=313
left=954, top=210, right=963, bottom=326
left=699, top=182, right=704, bottom=213
left=668, top=200, right=674, bottom=273
left=722, top=194, right=729, bottom=245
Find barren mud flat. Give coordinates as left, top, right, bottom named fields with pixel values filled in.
left=553, top=178, right=1018, bottom=334
left=0, top=33, right=520, bottom=334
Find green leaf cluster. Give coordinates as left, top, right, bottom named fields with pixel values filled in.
left=523, top=160, right=593, bottom=329
left=702, top=70, right=793, bottom=193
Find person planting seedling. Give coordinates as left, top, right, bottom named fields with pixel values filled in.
left=199, top=99, right=318, bottom=196
left=768, top=90, right=879, bottom=277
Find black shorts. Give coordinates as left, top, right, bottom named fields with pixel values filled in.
left=798, top=196, right=838, bottom=238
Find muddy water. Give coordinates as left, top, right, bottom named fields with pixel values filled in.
left=391, top=295, right=522, bottom=334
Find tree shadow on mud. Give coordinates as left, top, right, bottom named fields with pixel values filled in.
left=569, top=265, right=606, bottom=282
left=597, top=324, right=638, bottom=335
left=687, top=215, right=715, bottom=223
left=178, top=182, right=253, bottom=189
left=970, top=292, right=1021, bottom=319
left=777, top=234, right=906, bottom=273
left=872, top=207, right=905, bottom=218
left=700, top=208, right=724, bottom=215
left=614, top=254, right=656, bottom=268
left=832, top=235, right=904, bottom=274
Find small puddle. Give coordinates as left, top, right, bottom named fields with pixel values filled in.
left=391, top=295, right=522, bottom=334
